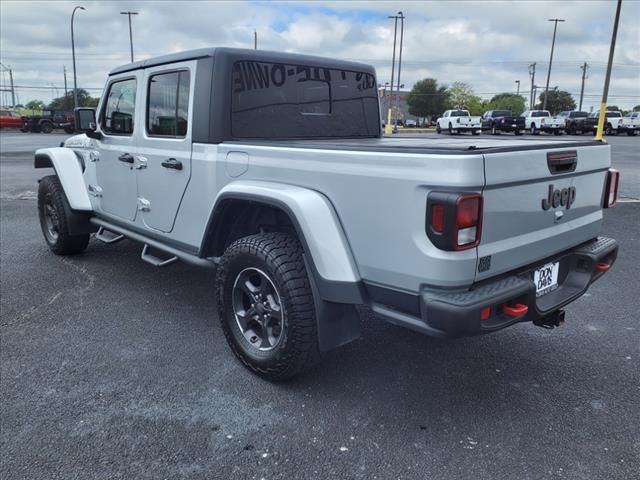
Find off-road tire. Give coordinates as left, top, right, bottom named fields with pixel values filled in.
left=38, top=175, right=90, bottom=255
left=436, top=124, right=441, bottom=134
left=40, top=121, right=53, bottom=134
left=491, top=125, right=498, bottom=135
left=216, top=232, right=319, bottom=381
left=448, top=123, right=453, bottom=135
left=530, top=123, right=538, bottom=135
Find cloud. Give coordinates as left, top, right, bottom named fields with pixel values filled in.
left=1, top=0, right=638, bottom=110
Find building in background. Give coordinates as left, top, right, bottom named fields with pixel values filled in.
left=378, top=87, right=424, bottom=127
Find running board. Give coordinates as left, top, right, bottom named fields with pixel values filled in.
left=141, top=244, right=178, bottom=267
left=89, top=218, right=216, bottom=269
left=95, top=226, right=125, bottom=244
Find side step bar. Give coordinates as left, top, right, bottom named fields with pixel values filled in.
left=89, top=218, right=216, bottom=269
left=95, top=226, right=125, bottom=244
left=141, top=244, right=178, bottom=267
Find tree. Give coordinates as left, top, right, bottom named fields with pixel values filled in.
left=466, top=97, right=488, bottom=116
left=406, top=78, right=450, bottom=120
left=606, top=105, right=620, bottom=111
left=534, top=90, right=576, bottom=114
left=487, top=93, right=526, bottom=115
left=48, top=89, right=100, bottom=110
left=633, top=105, right=640, bottom=112
left=25, top=100, right=45, bottom=111
left=447, top=82, right=478, bottom=110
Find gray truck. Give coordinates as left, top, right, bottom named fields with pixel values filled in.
left=34, top=48, right=620, bottom=380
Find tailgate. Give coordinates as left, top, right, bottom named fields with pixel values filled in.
left=477, top=142, right=610, bottom=281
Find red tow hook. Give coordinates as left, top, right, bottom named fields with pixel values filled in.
left=595, top=262, right=610, bottom=273
left=502, top=303, right=529, bottom=317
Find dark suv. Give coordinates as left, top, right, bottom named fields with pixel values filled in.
left=557, top=111, right=588, bottom=135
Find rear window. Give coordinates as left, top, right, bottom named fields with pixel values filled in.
left=451, top=110, right=469, bottom=117
left=494, top=110, right=512, bottom=117
left=571, top=112, right=588, bottom=118
left=230, top=60, right=379, bottom=139
left=606, top=112, right=622, bottom=118
left=532, top=111, right=550, bottom=117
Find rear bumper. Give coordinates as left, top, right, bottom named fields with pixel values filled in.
left=540, top=125, right=563, bottom=132
left=455, top=125, right=481, bottom=131
left=493, top=124, right=524, bottom=132
left=369, top=237, right=618, bottom=338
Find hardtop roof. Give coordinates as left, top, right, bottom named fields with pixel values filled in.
left=109, top=47, right=376, bottom=76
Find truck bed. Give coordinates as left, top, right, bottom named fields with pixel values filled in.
left=227, top=136, right=604, bottom=154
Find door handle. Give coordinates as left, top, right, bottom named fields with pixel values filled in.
left=118, top=153, right=134, bottom=164
left=161, top=158, right=183, bottom=170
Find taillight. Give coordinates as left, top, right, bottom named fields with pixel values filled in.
left=431, top=205, right=445, bottom=233
left=603, top=168, right=620, bottom=208
left=426, top=193, right=483, bottom=251
left=454, top=194, right=482, bottom=249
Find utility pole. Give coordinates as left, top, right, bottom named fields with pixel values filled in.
left=595, top=0, right=622, bottom=141
left=8, top=67, right=15, bottom=107
left=254, top=29, right=257, bottom=49
left=515, top=80, right=521, bottom=96
left=543, top=18, right=565, bottom=111
left=386, top=14, right=399, bottom=134
left=579, top=62, right=588, bottom=111
left=120, top=11, right=138, bottom=63
left=394, top=11, right=405, bottom=132
left=63, top=66, right=68, bottom=109
left=528, top=62, right=536, bottom=108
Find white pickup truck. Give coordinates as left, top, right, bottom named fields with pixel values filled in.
left=521, top=110, right=565, bottom=135
left=436, top=110, right=481, bottom=135
left=34, top=48, right=620, bottom=380
left=619, top=112, right=639, bottom=136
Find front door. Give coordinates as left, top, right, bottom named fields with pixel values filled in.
left=94, top=74, right=141, bottom=221
left=135, top=63, right=194, bottom=233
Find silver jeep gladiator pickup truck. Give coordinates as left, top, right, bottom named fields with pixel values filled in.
left=35, top=48, right=620, bottom=380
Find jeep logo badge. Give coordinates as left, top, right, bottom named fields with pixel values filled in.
left=542, top=185, right=576, bottom=210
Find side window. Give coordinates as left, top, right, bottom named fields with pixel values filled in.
left=102, top=78, right=137, bottom=135
left=147, top=70, right=190, bottom=137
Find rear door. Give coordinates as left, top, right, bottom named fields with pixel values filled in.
left=477, top=143, right=610, bottom=280
left=135, top=61, right=194, bottom=233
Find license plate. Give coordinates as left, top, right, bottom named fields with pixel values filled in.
left=534, top=262, right=559, bottom=297
left=512, top=124, right=517, bottom=128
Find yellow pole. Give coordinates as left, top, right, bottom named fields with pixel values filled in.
left=385, top=108, right=393, bottom=134
left=594, top=0, right=622, bottom=142
left=594, top=102, right=608, bottom=142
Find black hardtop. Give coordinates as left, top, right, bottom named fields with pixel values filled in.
left=109, top=47, right=376, bottom=76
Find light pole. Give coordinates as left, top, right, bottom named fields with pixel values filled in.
left=595, top=0, right=622, bottom=141
left=394, top=11, right=405, bottom=131
left=120, top=11, right=139, bottom=63
left=543, top=18, right=565, bottom=111
left=71, top=5, right=85, bottom=110
left=515, top=80, right=520, bottom=96
left=386, top=14, right=399, bottom=134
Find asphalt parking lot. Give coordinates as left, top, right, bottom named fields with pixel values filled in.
left=1, top=130, right=639, bottom=480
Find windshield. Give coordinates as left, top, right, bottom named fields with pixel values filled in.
left=231, top=60, right=380, bottom=139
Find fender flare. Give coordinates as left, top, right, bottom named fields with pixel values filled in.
left=35, top=147, right=92, bottom=211
left=204, top=181, right=364, bottom=352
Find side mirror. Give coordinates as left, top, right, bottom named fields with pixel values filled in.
left=74, top=107, right=101, bottom=139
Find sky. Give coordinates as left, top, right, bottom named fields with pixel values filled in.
left=1, top=0, right=639, bottom=111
